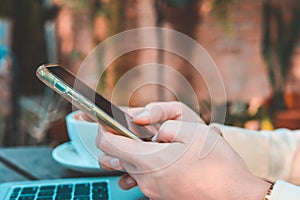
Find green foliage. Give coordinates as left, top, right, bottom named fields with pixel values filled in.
left=60, top=0, right=91, bottom=11
left=59, top=0, right=105, bottom=21
left=164, top=0, right=200, bottom=7
left=211, top=0, right=235, bottom=33
left=199, top=100, right=270, bottom=128
left=105, top=0, right=125, bottom=36
left=262, top=1, right=300, bottom=112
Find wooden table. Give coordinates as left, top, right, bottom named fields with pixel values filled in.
left=0, top=146, right=121, bottom=183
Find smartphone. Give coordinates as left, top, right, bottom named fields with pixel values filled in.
left=36, top=64, right=154, bottom=142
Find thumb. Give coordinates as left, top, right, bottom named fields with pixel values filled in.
left=152, top=120, right=198, bottom=143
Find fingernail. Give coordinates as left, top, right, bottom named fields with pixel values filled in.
left=151, top=132, right=158, bottom=142
left=76, top=114, right=84, bottom=121
left=110, top=158, right=120, bottom=168
left=125, top=177, right=134, bottom=185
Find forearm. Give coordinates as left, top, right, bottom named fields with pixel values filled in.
left=213, top=124, right=300, bottom=183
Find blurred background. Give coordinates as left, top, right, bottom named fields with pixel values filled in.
left=1, top=0, right=300, bottom=147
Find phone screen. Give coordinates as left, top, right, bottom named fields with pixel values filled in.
left=47, top=66, right=153, bottom=140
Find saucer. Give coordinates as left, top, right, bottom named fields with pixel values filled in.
left=52, top=142, right=103, bottom=173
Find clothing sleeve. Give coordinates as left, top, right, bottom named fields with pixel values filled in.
left=212, top=124, right=300, bottom=185
left=270, top=180, right=300, bottom=200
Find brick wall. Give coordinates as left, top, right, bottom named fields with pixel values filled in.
left=56, top=0, right=275, bottom=107
left=198, top=0, right=270, bottom=102
left=132, top=0, right=271, bottom=106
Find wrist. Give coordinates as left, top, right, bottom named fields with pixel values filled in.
left=245, top=176, right=272, bottom=200
left=230, top=172, right=272, bottom=200
left=264, top=182, right=275, bottom=200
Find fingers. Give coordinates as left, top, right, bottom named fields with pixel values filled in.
left=97, top=125, right=173, bottom=173
left=152, top=120, right=200, bottom=143
left=118, top=174, right=138, bottom=190
left=96, top=128, right=144, bottom=164
left=125, top=107, right=144, bottom=117
left=132, top=101, right=204, bottom=125
left=98, top=155, right=138, bottom=190
left=132, top=102, right=184, bottom=125
left=98, top=154, right=123, bottom=171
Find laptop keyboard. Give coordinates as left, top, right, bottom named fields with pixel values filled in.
left=8, top=181, right=109, bottom=200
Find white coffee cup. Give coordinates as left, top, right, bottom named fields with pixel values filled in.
left=65, top=110, right=103, bottom=163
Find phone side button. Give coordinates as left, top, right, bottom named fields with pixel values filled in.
left=66, top=93, right=78, bottom=101
left=54, top=82, right=67, bottom=93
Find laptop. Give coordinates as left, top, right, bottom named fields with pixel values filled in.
left=0, top=176, right=146, bottom=200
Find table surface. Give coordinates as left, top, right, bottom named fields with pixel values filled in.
left=0, top=146, right=120, bottom=183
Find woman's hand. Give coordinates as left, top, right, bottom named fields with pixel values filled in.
left=97, top=120, right=271, bottom=200
left=128, top=101, right=204, bottom=126
left=101, top=101, right=205, bottom=189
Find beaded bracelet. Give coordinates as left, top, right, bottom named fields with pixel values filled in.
left=264, top=182, right=275, bottom=200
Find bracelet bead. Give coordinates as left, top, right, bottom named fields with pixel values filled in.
left=264, top=182, right=275, bottom=200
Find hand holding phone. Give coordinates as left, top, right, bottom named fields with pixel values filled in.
left=36, top=64, right=154, bottom=142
